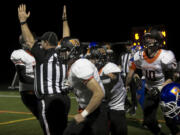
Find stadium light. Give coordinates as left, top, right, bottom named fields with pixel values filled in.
left=144, top=29, right=147, bottom=34
left=163, top=41, right=166, bottom=45
left=162, top=31, right=166, bottom=37
left=135, top=33, right=139, bottom=40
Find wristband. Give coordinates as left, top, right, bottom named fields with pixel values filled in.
left=20, top=21, right=26, bottom=25
left=81, top=109, right=89, bottom=118
left=62, top=18, right=67, bottom=21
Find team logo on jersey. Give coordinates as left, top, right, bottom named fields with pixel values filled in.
left=170, top=87, right=180, bottom=96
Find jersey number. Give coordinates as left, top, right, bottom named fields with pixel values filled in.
left=145, top=70, right=156, bottom=81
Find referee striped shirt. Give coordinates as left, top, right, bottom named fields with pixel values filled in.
left=120, top=52, right=132, bottom=77
left=31, top=42, right=67, bottom=98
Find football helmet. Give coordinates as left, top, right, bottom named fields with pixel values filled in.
left=91, top=48, right=106, bottom=70
left=160, top=83, right=180, bottom=119
left=56, top=37, right=81, bottom=62
left=142, top=29, right=163, bottom=49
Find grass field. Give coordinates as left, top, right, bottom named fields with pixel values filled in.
left=0, top=86, right=172, bottom=135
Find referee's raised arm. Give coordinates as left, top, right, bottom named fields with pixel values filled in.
left=18, top=4, right=35, bottom=49
left=62, top=5, right=70, bottom=38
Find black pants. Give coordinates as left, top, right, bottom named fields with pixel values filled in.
left=130, top=78, right=137, bottom=108
left=38, top=94, right=70, bottom=135
left=108, top=109, right=127, bottom=135
left=20, top=91, right=39, bottom=119
left=143, top=88, right=161, bottom=134
left=63, top=105, right=108, bottom=135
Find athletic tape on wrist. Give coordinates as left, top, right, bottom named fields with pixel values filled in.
left=81, top=110, right=89, bottom=118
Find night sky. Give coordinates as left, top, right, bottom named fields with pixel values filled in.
left=2, top=0, right=179, bottom=85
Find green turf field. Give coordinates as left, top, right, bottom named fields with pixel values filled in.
left=0, top=89, right=171, bottom=135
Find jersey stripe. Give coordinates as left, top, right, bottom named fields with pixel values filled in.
left=143, top=49, right=162, bottom=64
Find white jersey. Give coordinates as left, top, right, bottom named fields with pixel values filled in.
left=68, top=58, right=105, bottom=109
left=10, top=49, right=36, bottom=92
left=100, top=62, right=126, bottom=110
left=130, top=49, right=177, bottom=90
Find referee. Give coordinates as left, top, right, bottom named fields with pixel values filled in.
left=118, top=41, right=137, bottom=115
left=18, top=4, right=70, bottom=135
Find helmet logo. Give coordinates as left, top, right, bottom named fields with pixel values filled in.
left=170, top=87, right=180, bottom=96
left=69, top=39, right=80, bottom=46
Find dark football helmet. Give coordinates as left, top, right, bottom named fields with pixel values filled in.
left=142, top=29, right=163, bottom=48
left=56, top=37, right=81, bottom=62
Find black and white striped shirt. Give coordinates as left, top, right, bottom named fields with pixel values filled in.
left=120, top=52, right=132, bottom=77
left=31, top=42, right=67, bottom=98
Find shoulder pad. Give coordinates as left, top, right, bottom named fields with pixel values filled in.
left=11, top=49, right=24, bottom=59
left=161, top=50, right=176, bottom=65
left=102, top=62, right=121, bottom=75
left=10, top=49, right=25, bottom=65
left=71, top=59, right=95, bottom=80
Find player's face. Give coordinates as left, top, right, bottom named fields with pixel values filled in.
left=144, top=37, right=158, bottom=57
left=145, top=37, right=157, bottom=46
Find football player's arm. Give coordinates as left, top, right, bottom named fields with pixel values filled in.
left=126, top=62, right=136, bottom=90
left=126, top=68, right=135, bottom=90
left=85, top=78, right=105, bottom=113
left=101, top=72, right=119, bottom=83
left=18, top=4, right=35, bottom=49
left=162, top=52, right=178, bottom=89
left=16, top=65, right=34, bottom=84
left=162, top=78, right=173, bottom=88
left=62, top=5, right=70, bottom=38
left=74, top=78, right=104, bottom=123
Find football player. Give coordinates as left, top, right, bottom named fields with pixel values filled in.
left=60, top=6, right=108, bottom=135
left=10, top=34, right=38, bottom=119
left=87, top=46, right=127, bottom=135
left=160, top=83, right=180, bottom=135
left=160, top=61, right=180, bottom=135
left=126, top=28, right=177, bottom=135
left=99, top=62, right=127, bottom=135
left=57, top=37, right=108, bottom=135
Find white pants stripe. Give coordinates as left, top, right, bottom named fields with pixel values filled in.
left=41, top=100, right=50, bottom=135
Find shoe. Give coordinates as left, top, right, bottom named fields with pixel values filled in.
left=142, top=123, right=148, bottom=129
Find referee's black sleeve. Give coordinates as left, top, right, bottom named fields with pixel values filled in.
left=31, top=41, right=46, bottom=63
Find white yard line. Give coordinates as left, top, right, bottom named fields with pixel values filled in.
left=0, top=95, right=76, bottom=99
left=0, top=95, right=20, bottom=98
